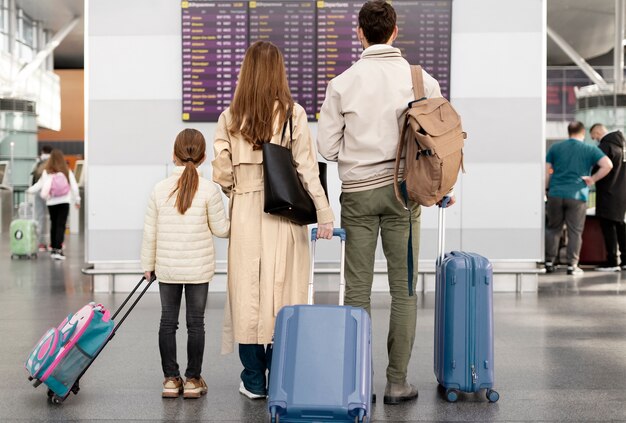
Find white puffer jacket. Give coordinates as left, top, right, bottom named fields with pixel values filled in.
left=141, top=167, right=230, bottom=284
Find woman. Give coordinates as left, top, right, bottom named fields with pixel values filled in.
left=212, top=41, right=334, bottom=399
left=27, top=149, right=80, bottom=260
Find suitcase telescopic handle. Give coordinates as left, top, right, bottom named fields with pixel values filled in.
left=310, top=228, right=347, bottom=241
left=437, top=196, right=451, bottom=266
left=111, top=274, right=156, bottom=335
left=309, top=228, right=347, bottom=306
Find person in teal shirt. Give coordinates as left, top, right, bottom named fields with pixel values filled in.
left=545, top=121, right=613, bottom=275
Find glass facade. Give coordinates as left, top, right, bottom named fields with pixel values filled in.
left=547, top=66, right=626, bottom=122
left=0, top=0, right=9, bottom=52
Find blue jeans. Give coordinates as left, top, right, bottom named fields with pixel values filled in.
left=159, top=282, right=208, bottom=379
left=239, top=344, right=273, bottom=395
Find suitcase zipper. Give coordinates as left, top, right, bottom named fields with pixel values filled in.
left=471, top=364, right=477, bottom=385
left=468, top=253, right=477, bottom=391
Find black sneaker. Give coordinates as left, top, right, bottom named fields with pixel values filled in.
left=545, top=262, right=555, bottom=273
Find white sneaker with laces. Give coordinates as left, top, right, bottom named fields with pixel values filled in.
left=239, top=381, right=266, bottom=399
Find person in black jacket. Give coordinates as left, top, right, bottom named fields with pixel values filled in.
left=590, top=123, right=626, bottom=271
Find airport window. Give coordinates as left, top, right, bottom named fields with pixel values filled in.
left=0, top=0, right=9, bottom=52
left=16, top=8, right=36, bottom=62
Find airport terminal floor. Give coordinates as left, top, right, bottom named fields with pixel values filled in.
left=1, top=234, right=626, bottom=422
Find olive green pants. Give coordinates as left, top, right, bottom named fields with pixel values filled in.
left=340, top=184, right=421, bottom=383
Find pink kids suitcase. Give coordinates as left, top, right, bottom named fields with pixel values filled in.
left=25, top=276, right=154, bottom=404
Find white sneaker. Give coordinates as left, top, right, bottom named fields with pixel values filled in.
left=595, top=265, right=620, bottom=272
left=51, top=250, right=66, bottom=260
left=239, top=381, right=266, bottom=399
left=567, top=266, right=584, bottom=276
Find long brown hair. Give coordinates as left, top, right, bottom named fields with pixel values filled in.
left=170, top=129, right=206, bottom=214
left=229, top=41, right=294, bottom=150
left=45, top=149, right=69, bottom=181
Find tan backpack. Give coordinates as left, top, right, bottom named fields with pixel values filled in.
left=393, top=65, right=466, bottom=207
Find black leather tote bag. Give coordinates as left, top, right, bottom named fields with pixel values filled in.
left=262, top=114, right=327, bottom=225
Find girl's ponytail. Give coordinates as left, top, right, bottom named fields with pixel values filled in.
left=171, top=129, right=206, bottom=214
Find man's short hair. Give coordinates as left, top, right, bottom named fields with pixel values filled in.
left=358, top=0, right=396, bottom=45
left=589, top=123, right=605, bottom=133
left=41, top=145, right=52, bottom=154
left=567, top=121, right=585, bottom=136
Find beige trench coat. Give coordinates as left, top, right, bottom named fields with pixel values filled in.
left=213, top=103, right=334, bottom=354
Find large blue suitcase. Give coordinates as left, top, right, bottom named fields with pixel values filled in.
left=268, top=229, right=372, bottom=423
left=433, top=205, right=500, bottom=403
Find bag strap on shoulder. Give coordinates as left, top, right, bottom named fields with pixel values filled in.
left=409, top=65, right=426, bottom=106
left=280, top=108, right=294, bottom=149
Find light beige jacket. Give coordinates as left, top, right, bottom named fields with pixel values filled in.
left=317, top=44, right=443, bottom=192
left=213, top=103, right=334, bottom=353
left=141, top=167, right=230, bottom=284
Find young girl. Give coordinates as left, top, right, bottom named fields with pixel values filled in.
left=141, top=128, right=229, bottom=399
left=27, top=149, right=81, bottom=260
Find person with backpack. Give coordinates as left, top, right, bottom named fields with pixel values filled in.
left=30, top=146, right=52, bottom=251
left=317, top=0, right=455, bottom=404
left=27, top=149, right=81, bottom=260
left=141, top=128, right=230, bottom=399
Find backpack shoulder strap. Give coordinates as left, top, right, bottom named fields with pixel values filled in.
left=410, top=65, right=426, bottom=100
left=393, top=115, right=411, bottom=208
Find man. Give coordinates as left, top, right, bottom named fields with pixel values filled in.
left=545, top=121, right=612, bottom=275
left=589, top=123, right=626, bottom=271
left=317, top=0, right=452, bottom=404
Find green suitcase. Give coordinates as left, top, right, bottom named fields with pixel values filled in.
left=10, top=219, right=38, bottom=259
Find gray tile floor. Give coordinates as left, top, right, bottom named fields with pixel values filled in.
left=1, top=234, right=626, bottom=422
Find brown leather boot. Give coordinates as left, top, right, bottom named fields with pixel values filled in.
left=383, top=380, right=418, bottom=404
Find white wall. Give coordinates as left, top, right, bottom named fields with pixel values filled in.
left=87, top=0, right=546, bottom=284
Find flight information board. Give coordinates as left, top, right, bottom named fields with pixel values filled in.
left=181, top=0, right=453, bottom=122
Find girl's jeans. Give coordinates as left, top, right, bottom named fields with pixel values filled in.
left=159, top=282, right=208, bottom=379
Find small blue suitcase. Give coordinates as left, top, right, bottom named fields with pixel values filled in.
left=268, top=229, right=372, bottom=423
left=433, top=204, right=500, bottom=403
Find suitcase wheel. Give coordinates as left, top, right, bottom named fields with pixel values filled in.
left=47, top=389, right=54, bottom=398
left=486, top=389, right=499, bottom=403
left=10, top=254, right=16, bottom=260
left=354, top=409, right=367, bottom=423
left=49, top=394, right=64, bottom=405
left=269, top=406, right=279, bottom=423
left=445, top=388, right=459, bottom=403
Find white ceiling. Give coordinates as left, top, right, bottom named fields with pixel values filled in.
left=548, top=0, right=617, bottom=65
left=15, top=0, right=83, bottom=68
left=10, top=0, right=625, bottom=69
